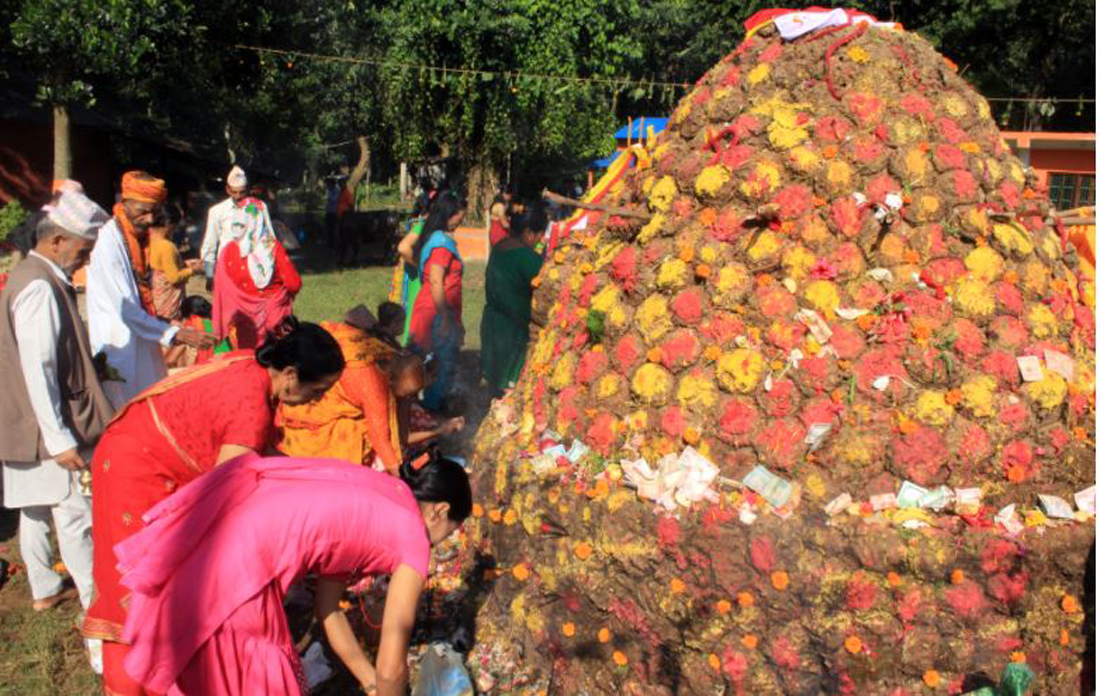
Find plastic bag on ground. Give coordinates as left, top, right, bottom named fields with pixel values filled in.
left=413, top=642, right=473, bottom=696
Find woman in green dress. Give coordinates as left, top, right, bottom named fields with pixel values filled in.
left=480, top=202, right=546, bottom=396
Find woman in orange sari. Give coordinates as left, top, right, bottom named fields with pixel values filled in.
left=277, top=307, right=463, bottom=473
left=82, top=319, right=344, bottom=696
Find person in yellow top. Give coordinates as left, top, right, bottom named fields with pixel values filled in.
left=276, top=305, right=464, bottom=473
left=147, top=219, right=200, bottom=320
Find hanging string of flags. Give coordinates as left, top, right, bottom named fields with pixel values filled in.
left=232, top=44, right=1094, bottom=110
left=232, top=44, right=693, bottom=92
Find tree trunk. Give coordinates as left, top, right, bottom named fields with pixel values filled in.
left=400, top=162, right=408, bottom=200
left=465, top=160, right=498, bottom=226
left=52, top=103, right=71, bottom=182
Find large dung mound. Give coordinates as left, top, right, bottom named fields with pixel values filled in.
left=463, top=16, right=1095, bottom=696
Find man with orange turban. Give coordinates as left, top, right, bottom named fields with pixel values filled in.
left=86, top=171, right=215, bottom=407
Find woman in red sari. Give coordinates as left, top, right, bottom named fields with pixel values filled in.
left=213, top=197, right=302, bottom=349
left=82, top=319, right=344, bottom=696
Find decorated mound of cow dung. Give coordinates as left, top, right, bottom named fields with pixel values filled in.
left=462, top=15, right=1095, bottom=695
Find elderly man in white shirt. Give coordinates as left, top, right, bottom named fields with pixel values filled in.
left=86, top=171, right=214, bottom=408
left=0, top=183, right=120, bottom=671
left=199, top=165, right=249, bottom=282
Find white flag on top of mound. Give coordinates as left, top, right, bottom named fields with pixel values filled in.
left=772, top=8, right=900, bottom=41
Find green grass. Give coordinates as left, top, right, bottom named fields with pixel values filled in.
left=294, top=261, right=487, bottom=350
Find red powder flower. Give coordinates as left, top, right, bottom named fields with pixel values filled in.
left=845, top=92, right=882, bottom=125
left=585, top=412, right=617, bottom=455
left=953, top=170, right=978, bottom=200
left=937, top=117, right=967, bottom=144
left=999, top=403, right=1031, bottom=435
left=830, top=325, right=865, bottom=359
left=994, top=282, right=1024, bottom=315
left=988, top=571, right=1029, bottom=606
left=851, top=138, right=885, bottom=164
left=614, top=334, right=644, bottom=372
left=576, top=349, right=609, bottom=385
left=661, top=406, right=687, bottom=438
left=981, top=539, right=1021, bottom=575
left=656, top=515, right=680, bottom=547
left=754, top=419, right=806, bottom=470
left=772, top=184, right=813, bottom=220
left=956, top=422, right=993, bottom=464
left=713, top=208, right=743, bottom=242
left=892, top=426, right=949, bottom=485
left=899, top=94, right=934, bottom=120
left=701, top=314, right=745, bottom=346
left=945, top=580, right=988, bottom=619
left=610, top=246, right=638, bottom=293
left=757, top=285, right=798, bottom=317
left=997, top=181, right=1021, bottom=209
left=991, top=317, right=1029, bottom=349
left=934, top=144, right=966, bottom=170
left=659, top=329, right=702, bottom=368
left=814, top=115, right=852, bottom=142
left=750, top=537, right=776, bottom=573
left=924, top=257, right=966, bottom=287
left=671, top=288, right=705, bottom=325
left=720, top=144, right=755, bottom=170
left=1000, top=439, right=1036, bottom=482
left=830, top=197, right=863, bottom=238
left=846, top=574, right=878, bottom=611
left=866, top=173, right=900, bottom=204
left=952, top=319, right=986, bottom=362
left=719, top=398, right=759, bottom=446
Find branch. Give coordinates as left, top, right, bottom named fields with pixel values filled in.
left=541, top=189, right=650, bottom=220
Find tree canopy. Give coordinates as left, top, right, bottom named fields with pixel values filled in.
left=1, top=0, right=1093, bottom=190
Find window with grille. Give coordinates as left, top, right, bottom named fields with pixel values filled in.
left=1048, top=173, right=1096, bottom=209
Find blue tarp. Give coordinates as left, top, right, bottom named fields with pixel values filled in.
left=591, top=154, right=620, bottom=168
left=613, top=117, right=668, bottom=140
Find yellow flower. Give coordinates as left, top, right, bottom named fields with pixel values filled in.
left=648, top=176, right=677, bottom=212
left=914, top=390, right=955, bottom=427
left=1024, top=369, right=1067, bottom=410
left=694, top=165, right=731, bottom=198
left=964, top=246, right=1004, bottom=283
left=717, top=349, right=766, bottom=393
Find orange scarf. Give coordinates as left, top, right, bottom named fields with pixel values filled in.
left=112, top=202, right=156, bottom=316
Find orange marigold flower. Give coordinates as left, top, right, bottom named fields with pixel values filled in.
left=1006, top=464, right=1028, bottom=484
left=695, top=263, right=712, bottom=279
left=562, top=622, right=576, bottom=637
left=945, top=389, right=963, bottom=406
left=756, top=274, right=775, bottom=287
left=647, top=347, right=663, bottom=363
left=844, top=635, right=863, bottom=654
left=708, top=653, right=721, bottom=671
left=531, top=276, right=542, bottom=288
left=923, top=669, right=941, bottom=687
left=887, top=571, right=902, bottom=587
left=1062, top=595, right=1081, bottom=613
left=703, top=345, right=721, bottom=361
left=823, top=145, right=839, bottom=159
left=950, top=569, right=966, bottom=585
left=598, top=627, right=612, bottom=643
left=1003, top=269, right=1019, bottom=284
left=683, top=427, right=700, bottom=445
left=471, top=503, right=485, bottom=518
left=338, top=599, right=352, bottom=610
left=741, top=634, right=758, bottom=649
left=897, top=415, right=919, bottom=435
left=771, top=571, right=790, bottom=591
left=574, top=541, right=593, bottom=560
left=488, top=508, right=503, bottom=523
left=670, top=578, right=687, bottom=594
left=904, top=249, right=920, bottom=264
left=1010, top=651, right=1026, bottom=663
left=1060, top=629, right=1070, bottom=646
left=715, top=599, right=732, bottom=615
left=698, top=208, right=718, bottom=227
left=679, top=246, right=695, bottom=263
left=612, top=651, right=628, bottom=667
left=737, top=591, right=754, bottom=608
left=512, top=563, right=531, bottom=581
left=856, top=314, right=877, bottom=331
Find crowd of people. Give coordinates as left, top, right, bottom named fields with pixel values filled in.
left=0, top=166, right=517, bottom=695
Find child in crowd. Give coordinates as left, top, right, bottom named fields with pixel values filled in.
left=166, top=296, right=231, bottom=369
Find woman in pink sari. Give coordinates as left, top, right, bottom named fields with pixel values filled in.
left=213, top=197, right=301, bottom=349
left=115, top=452, right=471, bottom=696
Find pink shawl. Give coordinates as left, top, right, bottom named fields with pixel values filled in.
left=116, top=454, right=430, bottom=693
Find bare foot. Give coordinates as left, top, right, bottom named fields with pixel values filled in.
left=32, top=587, right=78, bottom=612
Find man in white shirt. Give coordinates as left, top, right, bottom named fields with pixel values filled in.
left=0, top=185, right=115, bottom=674
left=199, top=165, right=249, bottom=283
left=86, top=171, right=214, bottom=408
